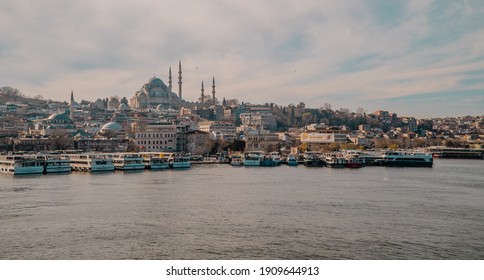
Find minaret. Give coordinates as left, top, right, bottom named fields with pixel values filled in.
left=178, top=60, right=182, bottom=100
left=168, top=66, right=172, bottom=92
left=201, top=81, right=205, bottom=104
left=69, top=90, right=74, bottom=120
left=212, top=76, right=216, bottom=106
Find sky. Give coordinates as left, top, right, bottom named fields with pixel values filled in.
left=1, top=0, right=483, bottom=118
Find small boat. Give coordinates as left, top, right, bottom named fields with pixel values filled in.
left=267, top=152, right=282, bottom=166
left=230, top=155, right=243, bottom=166
left=287, top=154, right=299, bottom=166
left=260, top=154, right=277, bottom=167
left=325, top=154, right=347, bottom=168
left=342, top=151, right=365, bottom=168
left=303, top=152, right=326, bottom=167
left=342, top=150, right=381, bottom=166
left=0, top=154, right=44, bottom=175
left=345, top=157, right=364, bottom=168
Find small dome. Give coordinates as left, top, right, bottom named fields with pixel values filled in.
left=101, top=122, right=122, bottom=133
left=48, top=110, right=70, bottom=121
left=119, top=103, right=128, bottom=110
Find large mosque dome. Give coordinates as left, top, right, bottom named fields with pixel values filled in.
left=147, top=77, right=166, bottom=88
left=130, top=75, right=180, bottom=110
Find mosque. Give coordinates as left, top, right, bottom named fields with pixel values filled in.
left=129, top=61, right=183, bottom=110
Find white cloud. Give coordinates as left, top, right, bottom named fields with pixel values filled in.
left=0, top=0, right=483, bottom=116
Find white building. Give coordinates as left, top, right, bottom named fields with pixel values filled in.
left=134, top=123, right=177, bottom=152
left=300, top=132, right=348, bottom=144
left=244, top=130, right=280, bottom=152
left=240, top=112, right=277, bottom=131
left=198, top=121, right=237, bottom=142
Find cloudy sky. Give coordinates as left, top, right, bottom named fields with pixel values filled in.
left=1, top=0, right=483, bottom=117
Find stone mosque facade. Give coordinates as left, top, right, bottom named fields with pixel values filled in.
left=129, top=62, right=182, bottom=110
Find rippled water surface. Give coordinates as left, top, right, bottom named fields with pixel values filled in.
left=1, top=159, right=483, bottom=259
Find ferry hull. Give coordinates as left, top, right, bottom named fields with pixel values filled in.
left=90, top=165, right=115, bottom=172
left=243, top=160, right=260, bottom=166
left=45, top=166, right=72, bottom=173
left=304, top=160, right=326, bottom=167
left=115, top=164, right=145, bottom=171
left=149, top=164, right=170, bottom=170
left=171, top=162, right=191, bottom=169
left=376, top=160, right=433, bottom=167
left=260, top=159, right=277, bottom=167
left=13, top=167, right=44, bottom=175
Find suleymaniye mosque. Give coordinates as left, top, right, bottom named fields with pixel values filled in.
left=129, top=61, right=183, bottom=110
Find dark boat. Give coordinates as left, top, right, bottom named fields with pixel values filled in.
left=375, top=151, right=433, bottom=167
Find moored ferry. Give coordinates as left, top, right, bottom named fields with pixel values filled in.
left=0, top=154, right=44, bottom=175
left=303, top=152, right=326, bottom=167
left=230, top=155, right=243, bottom=166
left=69, top=153, right=115, bottom=172
left=426, top=146, right=484, bottom=159
left=260, top=154, right=278, bottom=167
left=267, top=152, right=282, bottom=166
left=38, top=154, right=72, bottom=173
left=341, top=150, right=382, bottom=166
left=140, top=152, right=170, bottom=170
left=325, top=153, right=347, bottom=168
left=110, top=153, right=145, bottom=171
left=169, top=153, right=191, bottom=169
left=375, top=150, right=433, bottom=167
left=243, top=151, right=264, bottom=166
left=287, top=154, right=299, bottom=166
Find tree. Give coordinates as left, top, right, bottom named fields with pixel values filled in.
left=225, top=99, right=239, bottom=107
left=0, top=86, right=24, bottom=102
left=302, top=112, right=314, bottom=126
left=49, top=132, right=74, bottom=150
left=120, top=97, right=129, bottom=105
left=356, top=107, right=366, bottom=116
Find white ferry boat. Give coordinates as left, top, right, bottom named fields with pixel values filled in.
left=303, top=152, right=326, bottom=167
left=111, top=153, right=145, bottom=171
left=230, top=155, right=243, bottom=166
left=243, top=151, right=264, bottom=166
left=69, top=154, right=115, bottom=172
left=325, top=153, right=347, bottom=168
left=341, top=150, right=380, bottom=166
left=375, top=150, right=433, bottom=167
left=38, top=154, right=72, bottom=173
left=140, top=152, right=170, bottom=170
left=343, top=154, right=365, bottom=168
left=169, top=154, right=191, bottom=169
left=0, top=154, right=44, bottom=175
